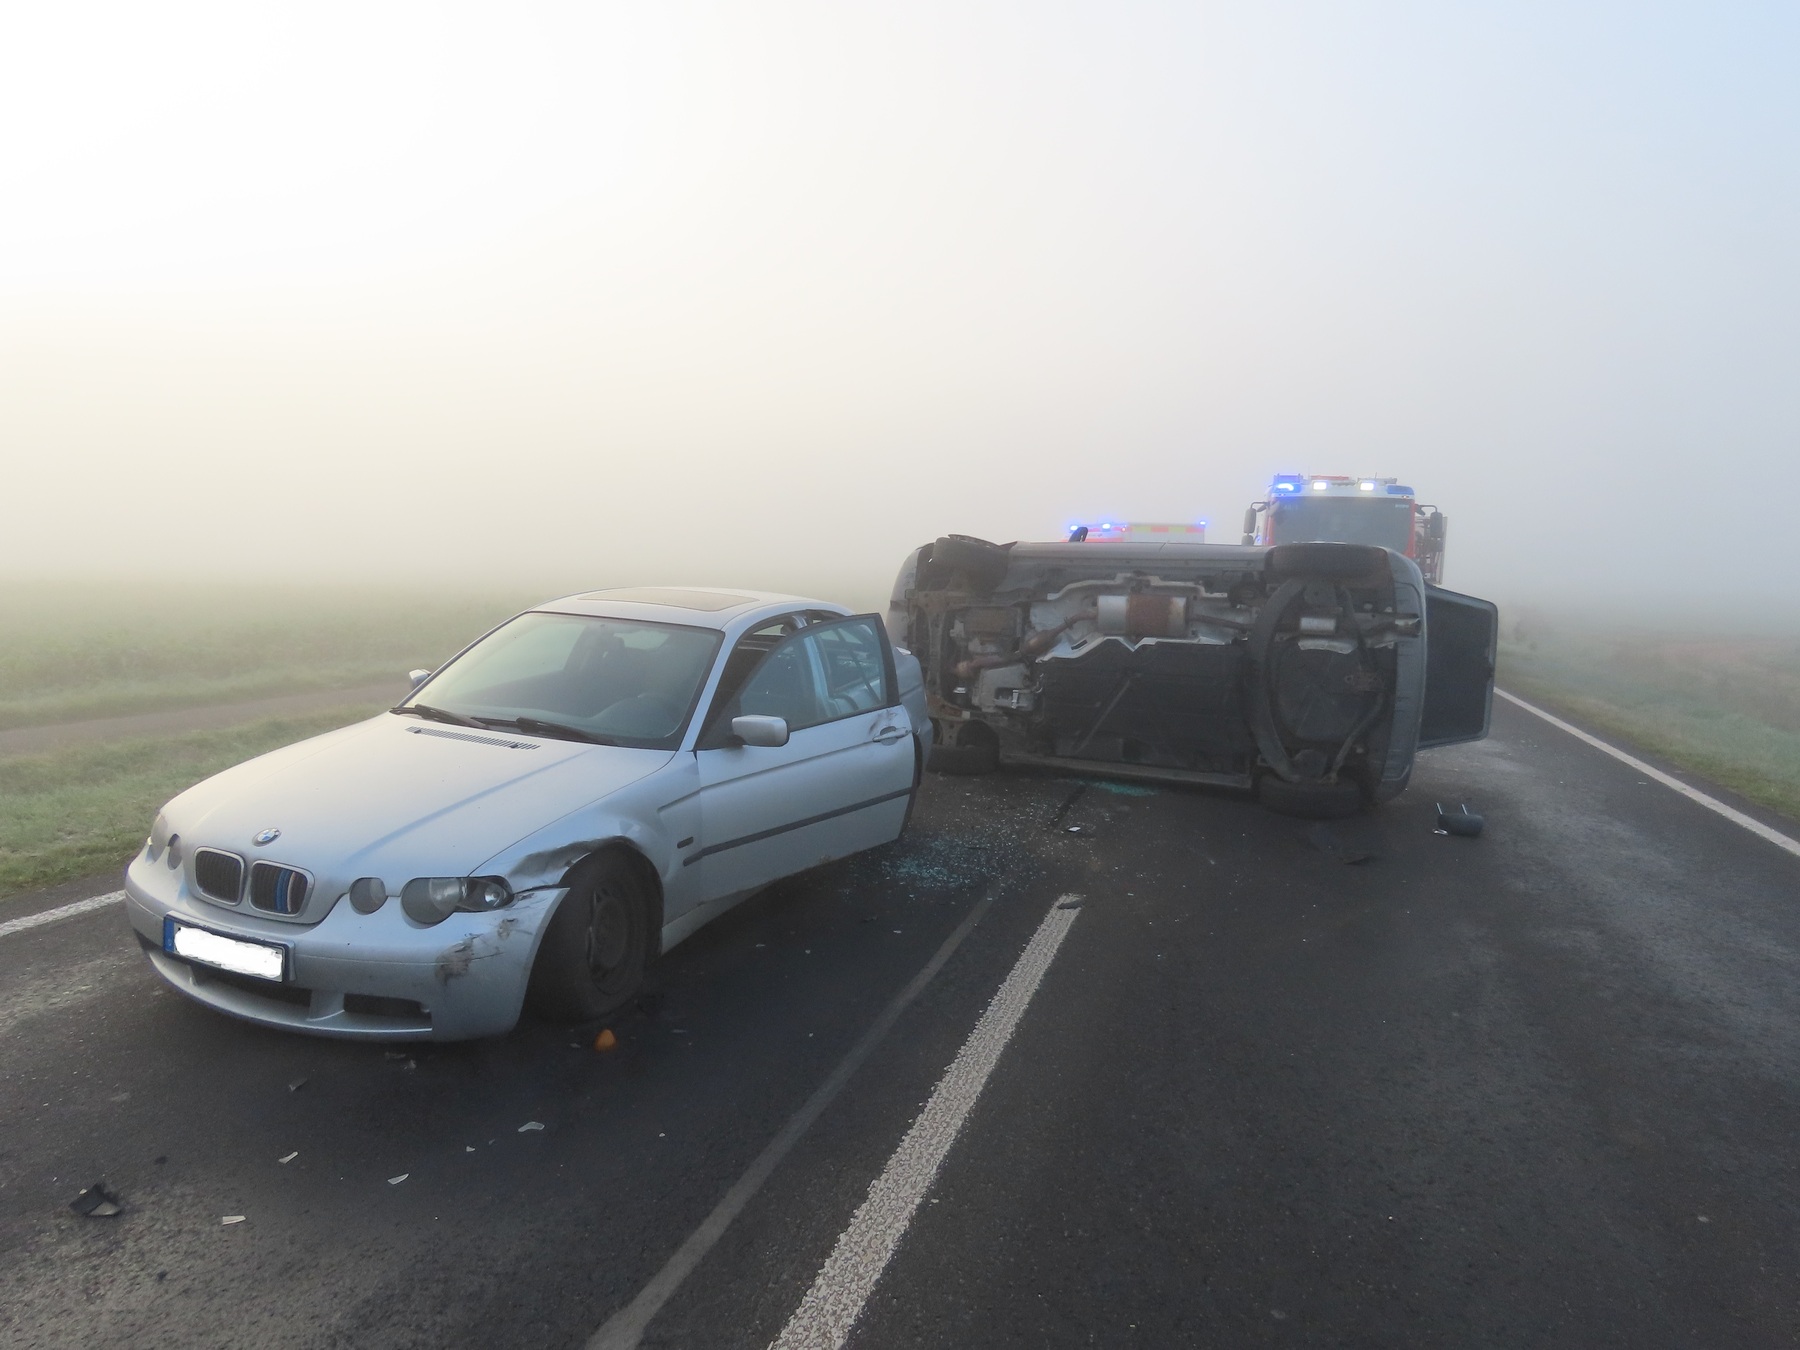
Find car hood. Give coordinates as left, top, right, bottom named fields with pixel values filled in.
left=163, top=714, right=673, bottom=915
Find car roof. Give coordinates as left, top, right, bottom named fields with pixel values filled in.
left=532, top=586, right=847, bottom=632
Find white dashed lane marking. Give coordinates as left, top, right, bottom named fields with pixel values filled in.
left=770, top=894, right=1083, bottom=1350
left=588, top=884, right=1004, bottom=1350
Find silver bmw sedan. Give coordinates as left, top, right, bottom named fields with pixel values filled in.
left=125, top=588, right=927, bottom=1040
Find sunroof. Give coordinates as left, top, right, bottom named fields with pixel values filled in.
left=580, top=587, right=757, bottom=612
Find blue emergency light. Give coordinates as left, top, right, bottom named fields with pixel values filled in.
left=1386, top=485, right=1415, bottom=496
left=1272, top=477, right=1302, bottom=494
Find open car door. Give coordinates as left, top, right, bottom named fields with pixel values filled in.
left=1418, top=585, right=1499, bottom=749
left=691, top=614, right=915, bottom=908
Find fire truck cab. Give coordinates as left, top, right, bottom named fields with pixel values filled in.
left=1242, top=475, right=1446, bottom=584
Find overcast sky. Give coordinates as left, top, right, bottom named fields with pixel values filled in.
left=2, top=2, right=1795, bottom=614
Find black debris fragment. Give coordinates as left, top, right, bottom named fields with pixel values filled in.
left=1048, top=782, right=1088, bottom=829
left=1435, top=803, right=1485, bottom=838
left=70, top=1182, right=123, bottom=1217
left=287, top=1078, right=307, bottom=1092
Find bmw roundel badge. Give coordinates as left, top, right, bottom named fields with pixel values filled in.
left=253, top=827, right=282, bottom=846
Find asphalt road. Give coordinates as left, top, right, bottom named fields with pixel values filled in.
left=3, top=699, right=1798, bottom=1348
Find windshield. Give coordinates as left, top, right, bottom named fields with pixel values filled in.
left=402, top=612, right=722, bottom=749
left=1271, top=497, right=1414, bottom=552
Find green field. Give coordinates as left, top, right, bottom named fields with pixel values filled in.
left=0, top=580, right=529, bottom=730
left=0, top=579, right=533, bottom=903
left=1498, top=620, right=1800, bottom=822
left=0, top=705, right=387, bottom=900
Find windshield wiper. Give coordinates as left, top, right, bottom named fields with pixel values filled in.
left=391, top=703, right=487, bottom=729
left=476, top=715, right=620, bottom=746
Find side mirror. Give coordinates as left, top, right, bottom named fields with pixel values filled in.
left=407, top=669, right=432, bottom=687
left=731, top=715, right=789, bottom=748
left=1242, top=506, right=1259, bottom=537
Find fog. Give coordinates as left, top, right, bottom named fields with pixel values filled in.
left=3, top=2, right=1796, bottom=619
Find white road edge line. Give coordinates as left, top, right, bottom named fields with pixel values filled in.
left=1497, top=688, right=1800, bottom=861
left=0, top=890, right=126, bottom=941
left=770, top=894, right=1083, bottom=1350
left=587, top=882, right=1004, bottom=1350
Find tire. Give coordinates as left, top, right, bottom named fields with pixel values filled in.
left=927, top=722, right=999, bottom=776
left=925, top=534, right=1011, bottom=594
left=1265, top=541, right=1387, bottom=581
left=526, top=852, right=652, bottom=1023
left=1256, top=772, right=1366, bottom=819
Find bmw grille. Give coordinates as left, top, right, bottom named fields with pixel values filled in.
left=193, top=849, right=245, bottom=904
left=249, top=862, right=310, bottom=916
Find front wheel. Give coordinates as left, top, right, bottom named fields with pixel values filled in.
left=526, top=852, right=651, bottom=1022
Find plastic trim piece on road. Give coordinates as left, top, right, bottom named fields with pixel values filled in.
left=1497, top=688, right=1800, bottom=861
left=0, top=890, right=125, bottom=941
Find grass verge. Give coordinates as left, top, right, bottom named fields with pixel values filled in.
left=0, top=704, right=385, bottom=903
left=0, top=581, right=526, bottom=730
left=1499, top=631, right=1800, bottom=825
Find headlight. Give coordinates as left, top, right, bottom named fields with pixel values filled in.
left=400, top=876, right=514, bottom=926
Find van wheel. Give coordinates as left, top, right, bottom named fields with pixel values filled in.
left=1256, top=773, right=1366, bottom=819
left=527, top=852, right=650, bottom=1022
left=926, top=535, right=1011, bottom=593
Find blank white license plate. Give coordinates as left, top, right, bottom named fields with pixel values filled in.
left=164, top=918, right=287, bottom=982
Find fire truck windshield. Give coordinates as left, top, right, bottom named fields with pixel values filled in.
left=1270, top=497, right=1414, bottom=551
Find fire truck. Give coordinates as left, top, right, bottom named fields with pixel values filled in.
left=1241, top=475, right=1446, bottom=584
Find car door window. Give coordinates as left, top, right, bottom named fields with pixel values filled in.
left=701, top=616, right=893, bottom=744
left=737, top=639, right=825, bottom=729
left=811, top=619, right=892, bottom=718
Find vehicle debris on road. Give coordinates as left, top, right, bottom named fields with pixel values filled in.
left=1435, top=803, right=1485, bottom=837
left=518, top=1121, right=544, bottom=1132
left=69, top=1182, right=123, bottom=1217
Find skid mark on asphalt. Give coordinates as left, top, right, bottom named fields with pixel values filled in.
left=770, top=894, right=1083, bottom=1350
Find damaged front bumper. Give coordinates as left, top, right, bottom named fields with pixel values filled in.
left=125, top=851, right=563, bottom=1040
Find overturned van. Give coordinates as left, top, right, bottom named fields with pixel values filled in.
left=887, top=534, right=1497, bottom=816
